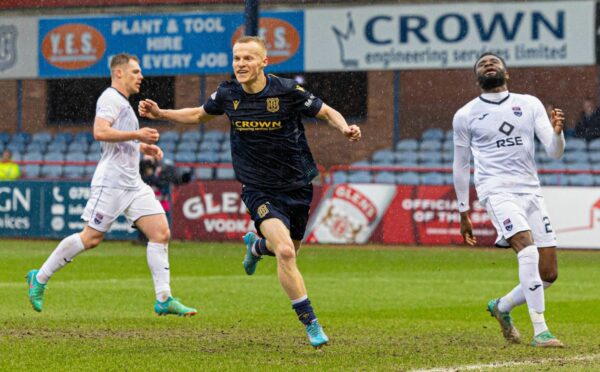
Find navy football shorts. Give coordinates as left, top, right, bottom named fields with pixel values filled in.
left=241, top=184, right=313, bottom=241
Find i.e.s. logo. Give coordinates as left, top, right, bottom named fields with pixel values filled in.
left=231, top=18, right=300, bottom=65
left=42, top=24, right=106, bottom=70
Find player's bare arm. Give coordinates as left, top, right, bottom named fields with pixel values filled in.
left=93, top=117, right=159, bottom=144
left=140, top=143, right=163, bottom=161
left=460, top=212, right=477, bottom=246
left=315, top=103, right=361, bottom=141
left=138, top=99, right=216, bottom=124
left=550, top=108, right=565, bottom=134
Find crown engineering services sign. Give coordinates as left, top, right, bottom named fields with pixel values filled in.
left=305, top=1, right=594, bottom=71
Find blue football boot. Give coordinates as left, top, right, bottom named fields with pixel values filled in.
left=242, top=232, right=262, bottom=275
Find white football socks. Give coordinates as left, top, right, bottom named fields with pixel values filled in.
left=517, top=245, right=548, bottom=335
left=497, top=281, right=553, bottom=313
left=146, top=242, right=172, bottom=302
left=37, top=233, right=85, bottom=284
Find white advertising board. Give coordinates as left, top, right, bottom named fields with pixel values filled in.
left=544, top=186, right=600, bottom=249
left=305, top=1, right=595, bottom=71
left=0, top=17, right=38, bottom=79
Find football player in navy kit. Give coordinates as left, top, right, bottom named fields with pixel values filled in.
left=139, top=36, right=361, bottom=348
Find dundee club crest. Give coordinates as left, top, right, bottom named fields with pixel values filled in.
left=266, top=98, right=279, bottom=113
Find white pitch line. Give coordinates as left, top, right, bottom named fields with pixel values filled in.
left=411, top=354, right=600, bottom=372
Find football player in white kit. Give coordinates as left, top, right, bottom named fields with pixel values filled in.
left=453, top=53, right=565, bottom=347
left=27, top=54, right=196, bottom=317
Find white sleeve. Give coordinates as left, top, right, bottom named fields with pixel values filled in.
left=95, top=92, right=121, bottom=124
left=452, top=111, right=471, bottom=212
left=532, top=97, right=565, bottom=159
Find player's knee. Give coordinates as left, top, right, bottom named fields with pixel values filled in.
left=275, top=243, right=296, bottom=263
left=148, top=226, right=170, bottom=244
left=509, top=232, right=534, bottom=251
left=83, top=235, right=102, bottom=249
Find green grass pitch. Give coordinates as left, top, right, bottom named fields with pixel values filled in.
left=1, top=240, right=599, bottom=371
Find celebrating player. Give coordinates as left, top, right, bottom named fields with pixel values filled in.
left=139, top=36, right=361, bottom=348
left=27, top=53, right=197, bottom=317
left=452, top=52, right=565, bottom=347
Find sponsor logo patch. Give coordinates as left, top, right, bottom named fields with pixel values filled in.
left=503, top=218, right=513, bottom=232
left=512, top=106, right=522, bottom=117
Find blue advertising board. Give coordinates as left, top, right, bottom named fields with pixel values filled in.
left=38, top=11, right=304, bottom=78
left=0, top=181, right=135, bottom=240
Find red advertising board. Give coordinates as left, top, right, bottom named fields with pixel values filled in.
left=305, top=184, right=496, bottom=246
left=171, top=180, right=323, bottom=241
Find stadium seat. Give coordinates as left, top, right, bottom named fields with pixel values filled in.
left=26, top=142, right=47, bottom=154
left=538, top=174, right=556, bottom=186
left=22, top=152, right=44, bottom=162
left=158, top=142, right=177, bottom=153
left=419, top=139, right=442, bottom=151
left=88, top=142, right=101, bottom=154
left=566, top=163, right=591, bottom=171
left=421, top=128, right=445, bottom=141
left=193, top=167, right=213, bottom=180
left=589, top=152, right=600, bottom=164
left=568, top=174, right=595, bottom=186
left=442, top=140, right=454, bottom=151
left=421, top=172, right=445, bottom=185
left=395, top=139, right=418, bottom=152
left=441, top=150, right=454, bottom=164
left=160, top=130, right=180, bottom=143
left=63, top=165, right=86, bottom=179
left=420, top=159, right=444, bottom=168
left=565, top=138, right=587, bottom=152
left=588, top=139, right=600, bottom=151
left=7, top=142, right=26, bottom=154
left=215, top=167, right=235, bottom=179
left=396, top=152, right=418, bottom=166
left=562, top=151, right=588, bottom=164
left=220, top=141, right=231, bottom=151
left=219, top=151, right=232, bottom=163
left=174, top=151, right=197, bottom=163
left=40, top=165, right=63, bottom=178
left=73, top=131, right=93, bottom=144
left=176, top=140, right=198, bottom=152
left=199, top=141, right=222, bottom=152
left=418, top=150, right=442, bottom=163
left=203, top=130, right=225, bottom=142
left=182, top=130, right=202, bottom=143
left=197, top=152, right=219, bottom=163
left=348, top=171, right=371, bottom=183
left=372, top=149, right=395, bottom=164
left=31, top=131, right=53, bottom=144
left=332, top=171, right=348, bottom=184
left=541, top=161, right=566, bottom=171
left=67, top=141, right=89, bottom=154
left=396, top=172, right=420, bottom=185
left=373, top=171, right=396, bottom=184
left=0, top=132, right=10, bottom=145
left=444, top=129, right=453, bottom=140
left=22, top=164, right=41, bottom=178
left=86, top=152, right=101, bottom=162
left=12, top=132, right=31, bottom=144
left=55, top=132, right=74, bottom=144
left=46, top=141, right=68, bottom=153
left=595, top=175, right=600, bottom=186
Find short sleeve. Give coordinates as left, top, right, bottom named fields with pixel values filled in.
left=289, top=84, right=323, bottom=117
left=452, top=110, right=470, bottom=147
left=203, top=86, right=225, bottom=116
left=95, top=92, right=121, bottom=123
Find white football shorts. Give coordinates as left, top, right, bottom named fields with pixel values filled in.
left=482, top=192, right=557, bottom=248
left=81, top=184, right=165, bottom=232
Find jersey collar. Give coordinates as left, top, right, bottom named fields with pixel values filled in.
left=109, top=86, right=130, bottom=101
left=479, top=91, right=510, bottom=105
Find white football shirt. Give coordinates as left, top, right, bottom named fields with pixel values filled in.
left=453, top=91, right=563, bottom=203
left=91, top=87, right=143, bottom=190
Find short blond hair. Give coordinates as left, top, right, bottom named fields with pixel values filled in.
left=234, top=36, right=267, bottom=54
left=110, top=53, right=139, bottom=69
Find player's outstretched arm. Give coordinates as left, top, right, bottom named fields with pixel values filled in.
left=94, top=117, right=159, bottom=144
left=315, top=103, right=361, bottom=141
left=138, top=99, right=215, bottom=125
